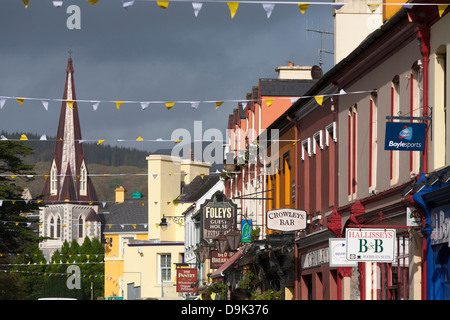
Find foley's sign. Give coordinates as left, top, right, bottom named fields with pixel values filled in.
left=384, top=122, right=426, bottom=151
left=200, top=192, right=237, bottom=242
left=346, top=228, right=396, bottom=262
left=266, top=208, right=306, bottom=232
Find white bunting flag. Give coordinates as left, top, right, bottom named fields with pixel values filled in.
left=0, top=97, right=6, bottom=109
left=190, top=101, right=200, bottom=109
left=290, top=97, right=299, bottom=104
left=0, top=200, right=3, bottom=207
left=192, top=2, right=203, bottom=17
left=102, top=202, right=107, bottom=208
left=140, top=101, right=150, bottom=110
left=41, top=100, right=49, bottom=111
left=1, top=135, right=8, bottom=140
left=52, top=1, right=63, bottom=7
left=339, top=89, right=347, bottom=95
left=40, top=134, right=47, bottom=141
left=262, top=3, right=275, bottom=18
left=91, top=101, right=100, bottom=111
left=122, top=0, right=135, bottom=8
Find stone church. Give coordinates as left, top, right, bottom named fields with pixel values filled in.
left=39, top=58, right=101, bottom=260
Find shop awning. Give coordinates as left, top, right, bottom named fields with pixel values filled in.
left=210, top=246, right=247, bottom=281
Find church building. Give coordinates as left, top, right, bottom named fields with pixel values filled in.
left=39, top=58, right=101, bottom=260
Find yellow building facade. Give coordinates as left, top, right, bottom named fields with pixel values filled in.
left=121, top=155, right=210, bottom=299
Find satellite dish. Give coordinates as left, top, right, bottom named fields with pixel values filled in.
left=311, top=65, right=323, bottom=79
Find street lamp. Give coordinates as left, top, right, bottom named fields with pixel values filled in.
left=159, top=215, right=168, bottom=231
left=194, top=246, right=206, bottom=263
left=213, top=233, right=228, bottom=254
left=226, top=227, right=242, bottom=251
left=224, top=152, right=236, bottom=172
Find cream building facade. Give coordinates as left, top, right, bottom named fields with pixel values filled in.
left=122, top=155, right=210, bottom=299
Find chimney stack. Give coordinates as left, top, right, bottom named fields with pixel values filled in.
left=115, top=186, right=127, bottom=203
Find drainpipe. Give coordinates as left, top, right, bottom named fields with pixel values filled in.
left=286, top=115, right=300, bottom=299
left=417, top=25, right=430, bottom=300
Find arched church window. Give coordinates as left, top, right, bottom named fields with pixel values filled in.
left=80, top=162, right=87, bottom=196
left=50, top=217, right=54, bottom=238
left=78, top=216, right=84, bottom=238
left=56, top=216, right=61, bottom=238
left=50, top=161, right=58, bottom=196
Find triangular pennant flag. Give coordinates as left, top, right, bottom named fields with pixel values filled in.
left=265, top=98, right=274, bottom=107
left=136, top=136, right=144, bottom=141
left=332, top=3, right=344, bottom=10
left=0, top=97, right=6, bottom=109
left=132, top=224, right=136, bottom=229
left=216, top=101, right=224, bottom=109
left=290, top=97, right=299, bottom=103
left=141, top=202, right=145, bottom=206
left=11, top=175, right=17, bottom=179
left=122, top=0, right=135, bottom=8
left=22, top=0, right=29, bottom=8
left=0, top=135, right=8, bottom=140
left=190, top=101, right=200, bottom=109
left=53, top=1, right=64, bottom=8
left=91, top=101, right=100, bottom=111
left=227, top=2, right=239, bottom=19
left=200, top=173, right=205, bottom=179
left=292, top=140, right=298, bottom=146
left=140, top=102, right=149, bottom=110
left=165, top=102, right=175, bottom=110
left=315, top=95, right=324, bottom=106
left=41, top=100, right=49, bottom=111
left=116, top=101, right=124, bottom=110
left=262, top=3, right=275, bottom=18
left=44, top=175, right=50, bottom=180
left=192, top=2, right=203, bottom=17
left=152, top=174, right=158, bottom=179
left=102, top=202, right=107, bottom=208
left=67, top=100, right=74, bottom=109
left=402, top=4, right=413, bottom=9
left=97, top=140, right=105, bottom=145
left=367, top=4, right=379, bottom=13
left=0, top=200, right=3, bottom=207
left=157, top=1, right=169, bottom=9
left=298, top=3, right=310, bottom=14
left=174, top=140, right=182, bottom=144
left=20, top=134, right=28, bottom=140
left=87, top=0, right=99, bottom=5
left=339, top=89, right=346, bottom=95
left=16, top=98, right=25, bottom=106
left=438, top=5, right=448, bottom=18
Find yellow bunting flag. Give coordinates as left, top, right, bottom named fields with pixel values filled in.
left=22, top=0, right=29, bottom=8
left=116, top=101, right=124, bottom=110
left=12, top=201, right=16, bottom=205
left=67, top=101, right=74, bottom=109
left=16, top=98, right=25, bottom=106
left=438, top=5, right=448, bottom=18
left=165, top=102, right=175, bottom=110
left=97, top=140, right=105, bottom=145
left=298, top=3, right=310, bottom=14
left=11, top=175, right=17, bottom=179
left=20, top=134, right=28, bottom=141
left=142, top=202, right=145, bottom=206
left=174, top=140, right=182, bottom=144
left=87, top=0, right=99, bottom=5
left=136, top=136, right=143, bottom=141
left=265, top=98, right=274, bottom=107
left=38, top=200, right=42, bottom=204
left=216, top=101, right=224, bottom=109
left=44, top=175, right=50, bottom=180
left=227, top=2, right=239, bottom=19
left=314, top=95, right=324, bottom=106
left=292, top=140, right=298, bottom=146
left=367, top=3, right=380, bottom=13
left=157, top=1, right=169, bottom=9
left=200, top=173, right=205, bottom=179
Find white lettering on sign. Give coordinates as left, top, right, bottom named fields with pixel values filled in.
left=346, top=228, right=396, bottom=262
left=266, top=208, right=307, bottom=232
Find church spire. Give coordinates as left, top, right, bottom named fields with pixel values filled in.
left=41, top=58, right=98, bottom=204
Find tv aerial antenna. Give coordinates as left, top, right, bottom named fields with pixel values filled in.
left=306, top=27, right=334, bottom=69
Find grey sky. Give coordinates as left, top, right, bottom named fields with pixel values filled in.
left=0, top=0, right=334, bottom=154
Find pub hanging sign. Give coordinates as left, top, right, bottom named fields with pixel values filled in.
left=200, top=191, right=237, bottom=242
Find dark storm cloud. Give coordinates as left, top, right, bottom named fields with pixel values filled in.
left=0, top=0, right=334, bottom=153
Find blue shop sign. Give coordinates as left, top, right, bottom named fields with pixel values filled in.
left=241, top=220, right=252, bottom=243
left=384, top=122, right=426, bottom=151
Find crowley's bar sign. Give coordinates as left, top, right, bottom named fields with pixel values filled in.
left=266, top=208, right=307, bottom=232
left=346, top=228, right=396, bottom=262
left=384, top=122, right=426, bottom=151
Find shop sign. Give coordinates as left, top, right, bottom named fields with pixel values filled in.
left=384, top=122, right=426, bottom=151
left=329, top=238, right=357, bottom=267
left=301, top=247, right=329, bottom=269
left=266, top=208, right=306, bottom=232
left=346, top=228, right=396, bottom=262
left=176, top=268, right=198, bottom=293
left=407, top=207, right=421, bottom=227
left=200, top=192, right=237, bottom=242
left=210, top=250, right=236, bottom=269
left=431, top=204, right=450, bottom=246
left=241, top=220, right=252, bottom=243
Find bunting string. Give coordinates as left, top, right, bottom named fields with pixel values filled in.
left=0, top=89, right=369, bottom=111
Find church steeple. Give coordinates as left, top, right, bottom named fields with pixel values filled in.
left=41, top=58, right=98, bottom=204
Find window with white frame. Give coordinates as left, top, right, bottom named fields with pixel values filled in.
left=159, top=254, right=172, bottom=283
left=325, top=122, right=337, bottom=146
left=301, top=138, right=311, bottom=160
left=313, top=131, right=323, bottom=154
